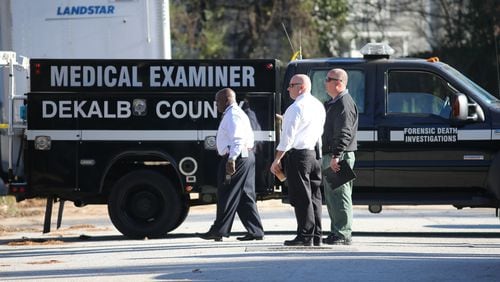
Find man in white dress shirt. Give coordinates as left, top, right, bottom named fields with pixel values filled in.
left=270, top=74, right=326, bottom=246
left=198, top=88, right=264, bottom=241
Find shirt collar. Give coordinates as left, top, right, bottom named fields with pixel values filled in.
left=295, top=92, right=311, bottom=102
left=223, top=103, right=237, bottom=115
left=327, top=89, right=349, bottom=105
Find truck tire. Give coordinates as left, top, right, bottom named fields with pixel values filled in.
left=107, top=170, right=182, bottom=239
left=171, top=200, right=190, bottom=231
left=487, top=152, right=500, bottom=200
left=368, top=204, right=382, bottom=214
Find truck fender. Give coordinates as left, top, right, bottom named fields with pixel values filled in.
left=487, top=151, right=500, bottom=200
left=99, top=150, right=183, bottom=194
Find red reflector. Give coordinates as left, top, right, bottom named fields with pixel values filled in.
left=19, top=187, right=26, bottom=193
left=185, top=185, right=193, bottom=192
left=265, top=63, right=273, bottom=70
left=35, top=63, right=41, bottom=75
left=11, top=187, right=18, bottom=193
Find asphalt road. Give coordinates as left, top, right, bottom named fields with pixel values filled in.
left=1, top=200, right=500, bottom=281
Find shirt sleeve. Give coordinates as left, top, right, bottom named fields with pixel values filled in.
left=331, top=100, right=356, bottom=157
left=276, top=106, right=301, bottom=152
left=227, top=115, right=247, bottom=160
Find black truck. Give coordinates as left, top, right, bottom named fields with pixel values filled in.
left=2, top=43, right=499, bottom=238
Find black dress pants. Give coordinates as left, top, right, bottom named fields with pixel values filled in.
left=285, top=149, right=322, bottom=240
left=210, top=151, right=264, bottom=237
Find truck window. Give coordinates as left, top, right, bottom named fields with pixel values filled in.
left=310, top=69, right=365, bottom=113
left=387, top=71, right=455, bottom=118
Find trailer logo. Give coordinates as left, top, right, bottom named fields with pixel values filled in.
left=56, top=5, right=115, bottom=16
left=50, top=65, right=256, bottom=88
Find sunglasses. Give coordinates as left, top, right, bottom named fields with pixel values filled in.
left=325, top=77, right=342, bottom=83
left=288, top=83, right=302, bottom=88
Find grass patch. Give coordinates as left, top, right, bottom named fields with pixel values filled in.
left=0, top=196, right=18, bottom=217
left=0, top=196, right=45, bottom=218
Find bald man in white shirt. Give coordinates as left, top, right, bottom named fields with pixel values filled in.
left=271, top=74, right=326, bottom=246
left=198, top=88, right=264, bottom=242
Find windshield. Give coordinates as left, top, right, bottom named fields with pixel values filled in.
left=442, top=64, right=499, bottom=104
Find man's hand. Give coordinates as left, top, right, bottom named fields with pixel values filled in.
left=226, top=159, right=236, bottom=175
left=270, top=159, right=282, bottom=175
left=330, top=157, right=340, bottom=172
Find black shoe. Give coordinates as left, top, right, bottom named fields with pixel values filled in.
left=236, top=234, right=264, bottom=241
left=322, top=234, right=352, bottom=245
left=197, top=231, right=223, bottom=242
left=313, top=236, right=321, bottom=246
left=284, top=237, right=312, bottom=246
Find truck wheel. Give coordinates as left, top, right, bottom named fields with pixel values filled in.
left=171, top=197, right=190, bottom=231
left=368, top=204, right=382, bottom=214
left=108, top=170, right=181, bottom=239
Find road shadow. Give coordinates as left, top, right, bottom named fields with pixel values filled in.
left=424, top=224, right=500, bottom=229
left=2, top=227, right=500, bottom=247
left=2, top=249, right=500, bottom=281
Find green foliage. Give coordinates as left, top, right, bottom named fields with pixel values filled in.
left=169, top=0, right=349, bottom=60
left=168, top=0, right=498, bottom=97
left=312, top=0, right=349, bottom=56
left=170, top=1, right=228, bottom=59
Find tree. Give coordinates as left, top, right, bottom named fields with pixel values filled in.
left=312, top=0, right=349, bottom=56
left=170, top=0, right=228, bottom=59
left=418, top=0, right=500, bottom=97
left=343, top=0, right=499, bottom=97
left=169, top=0, right=349, bottom=61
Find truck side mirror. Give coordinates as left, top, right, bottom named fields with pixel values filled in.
left=451, top=93, right=468, bottom=121
left=451, top=93, right=485, bottom=122
left=469, top=101, right=485, bottom=122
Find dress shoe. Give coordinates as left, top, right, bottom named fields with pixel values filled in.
left=323, top=234, right=352, bottom=245
left=236, top=234, right=264, bottom=241
left=284, top=237, right=312, bottom=246
left=197, top=231, right=223, bottom=242
left=313, top=236, right=321, bottom=246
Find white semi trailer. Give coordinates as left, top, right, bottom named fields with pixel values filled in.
left=0, top=0, right=172, bottom=194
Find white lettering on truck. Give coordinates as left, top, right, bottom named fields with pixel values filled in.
left=42, top=100, right=219, bottom=120
left=51, top=66, right=143, bottom=87
left=51, top=65, right=255, bottom=88
left=403, top=127, right=458, bottom=143
left=149, top=66, right=255, bottom=87
left=42, top=100, right=131, bottom=118
left=156, top=101, right=217, bottom=119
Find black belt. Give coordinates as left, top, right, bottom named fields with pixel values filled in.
left=322, top=150, right=353, bottom=156
left=289, top=148, right=315, bottom=154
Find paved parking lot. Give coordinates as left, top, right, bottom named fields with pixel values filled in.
left=1, top=200, right=500, bottom=281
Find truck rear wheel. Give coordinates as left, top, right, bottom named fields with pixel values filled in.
left=107, top=170, right=182, bottom=239
left=368, top=204, right=382, bottom=214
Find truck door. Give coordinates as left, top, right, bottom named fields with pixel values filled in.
left=374, top=67, right=490, bottom=191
